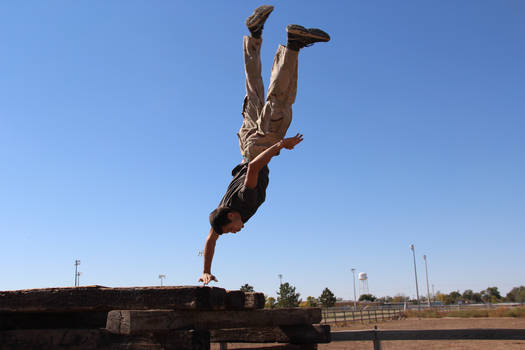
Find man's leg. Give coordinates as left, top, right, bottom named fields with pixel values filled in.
left=237, top=5, right=273, bottom=160
left=245, top=25, right=330, bottom=159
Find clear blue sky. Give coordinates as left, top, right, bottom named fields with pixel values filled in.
left=1, top=1, right=524, bottom=300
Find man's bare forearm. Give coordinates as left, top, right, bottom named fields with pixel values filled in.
left=249, top=140, right=284, bottom=173
left=203, top=228, right=218, bottom=273
left=245, top=135, right=303, bottom=189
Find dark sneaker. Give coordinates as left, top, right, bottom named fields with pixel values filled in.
left=246, top=5, right=274, bottom=37
left=286, top=24, right=330, bottom=49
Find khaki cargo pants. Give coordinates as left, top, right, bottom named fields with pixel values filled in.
left=238, top=36, right=298, bottom=161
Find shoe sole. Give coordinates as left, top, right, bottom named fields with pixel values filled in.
left=246, top=5, right=274, bottom=29
left=287, top=24, right=330, bottom=42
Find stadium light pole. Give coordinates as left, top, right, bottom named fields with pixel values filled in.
left=74, top=260, right=81, bottom=287
left=409, top=244, right=420, bottom=310
left=351, top=268, right=357, bottom=310
left=423, top=255, right=431, bottom=307
left=159, top=274, right=166, bottom=287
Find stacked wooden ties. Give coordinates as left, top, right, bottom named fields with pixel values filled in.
left=0, top=286, right=330, bottom=349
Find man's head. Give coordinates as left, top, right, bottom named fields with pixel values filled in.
left=209, top=207, right=244, bottom=234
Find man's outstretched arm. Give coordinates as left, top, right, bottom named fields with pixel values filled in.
left=245, top=133, right=304, bottom=189
left=199, top=228, right=219, bottom=285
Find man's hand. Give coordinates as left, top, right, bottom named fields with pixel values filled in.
left=199, top=273, right=218, bottom=285
left=282, top=133, right=304, bottom=150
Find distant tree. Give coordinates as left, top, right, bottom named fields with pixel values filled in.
left=265, top=296, right=276, bottom=309
left=305, top=296, right=318, bottom=307
left=506, top=286, right=525, bottom=303
left=359, top=294, right=376, bottom=302
left=471, top=292, right=483, bottom=303
left=449, top=291, right=462, bottom=303
left=485, top=287, right=502, bottom=303
left=437, top=291, right=461, bottom=305
left=480, top=290, right=490, bottom=303
left=240, top=284, right=254, bottom=292
left=462, top=289, right=474, bottom=302
left=392, top=294, right=409, bottom=303
left=277, top=282, right=301, bottom=308
left=318, top=288, right=336, bottom=308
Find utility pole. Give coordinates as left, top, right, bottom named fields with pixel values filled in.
left=278, top=274, right=283, bottom=286
left=409, top=244, right=420, bottom=310
left=159, top=274, right=166, bottom=287
left=351, top=268, right=357, bottom=310
left=74, top=260, right=81, bottom=287
left=423, top=255, right=431, bottom=307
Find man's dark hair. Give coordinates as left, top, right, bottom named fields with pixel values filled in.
left=209, top=207, right=233, bottom=234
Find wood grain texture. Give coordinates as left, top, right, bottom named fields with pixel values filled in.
left=0, top=328, right=210, bottom=350
left=210, top=325, right=330, bottom=343
left=216, top=344, right=317, bottom=350
left=106, top=308, right=322, bottom=334
left=0, top=286, right=227, bottom=312
left=243, top=293, right=265, bottom=309
left=0, top=311, right=108, bottom=330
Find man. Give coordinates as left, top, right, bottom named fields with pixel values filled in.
left=199, top=5, right=330, bottom=285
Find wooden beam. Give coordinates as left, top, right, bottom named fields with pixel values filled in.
left=0, top=286, right=228, bottom=312
left=331, top=328, right=525, bottom=341
left=0, top=328, right=210, bottom=350
left=225, top=291, right=245, bottom=309
left=106, top=308, right=322, bottom=335
left=0, top=311, right=108, bottom=330
left=219, top=344, right=317, bottom=350
left=244, top=293, right=265, bottom=309
left=210, top=325, right=330, bottom=344
left=224, top=292, right=265, bottom=309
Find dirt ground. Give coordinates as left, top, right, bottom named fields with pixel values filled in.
left=212, top=317, right=525, bottom=350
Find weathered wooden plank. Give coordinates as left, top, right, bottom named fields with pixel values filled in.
left=0, top=286, right=227, bottom=312
left=107, top=308, right=322, bottom=334
left=0, top=311, right=108, bottom=330
left=0, top=328, right=210, bottom=350
left=331, top=328, right=525, bottom=341
left=225, top=291, right=245, bottom=309
left=218, top=344, right=317, bottom=350
left=210, top=325, right=330, bottom=344
left=243, top=293, right=265, bottom=309
left=224, top=292, right=265, bottom=309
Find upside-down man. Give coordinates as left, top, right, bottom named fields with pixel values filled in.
left=200, top=5, right=330, bottom=285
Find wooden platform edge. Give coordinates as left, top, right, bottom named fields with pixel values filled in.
left=211, top=325, right=331, bottom=344
left=0, top=328, right=210, bottom=350
left=106, top=308, right=322, bottom=334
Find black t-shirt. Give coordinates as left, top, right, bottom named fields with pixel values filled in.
left=219, top=162, right=269, bottom=224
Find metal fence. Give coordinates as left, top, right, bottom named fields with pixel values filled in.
left=321, top=307, right=404, bottom=324
left=321, top=303, right=523, bottom=324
